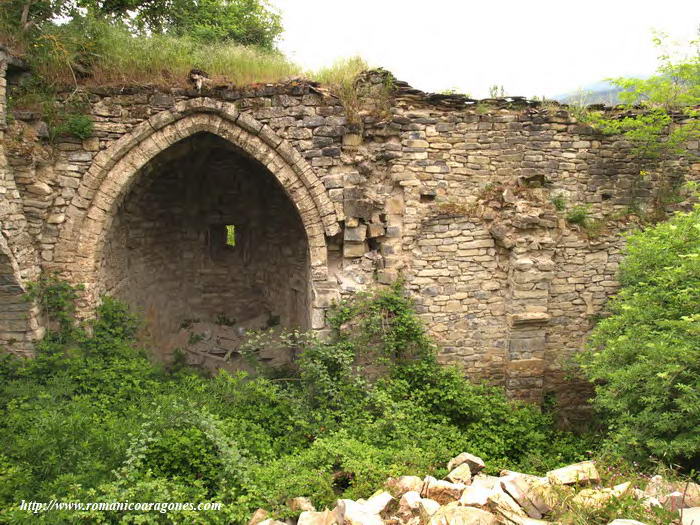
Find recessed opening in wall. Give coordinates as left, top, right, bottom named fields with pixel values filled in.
left=225, top=225, right=236, bottom=247
left=208, top=224, right=238, bottom=254
left=601, top=193, right=613, bottom=201
left=98, top=132, right=312, bottom=360
left=420, top=193, right=436, bottom=203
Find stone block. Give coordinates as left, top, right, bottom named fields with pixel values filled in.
left=447, top=452, right=486, bottom=473
left=367, top=223, right=385, bottom=238
left=421, top=476, right=466, bottom=505
left=385, top=476, right=424, bottom=496
left=344, top=241, right=367, bottom=258
left=344, top=225, right=367, bottom=242
left=429, top=505, right=497, bottom=525
left=547, top=461, right=600, bottom=485
left=506, top=359, right=545, bottom=377
left=446, top=464, right=472, bottom=484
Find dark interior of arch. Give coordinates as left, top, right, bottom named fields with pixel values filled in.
left=98, top=132, right=311, bottom=358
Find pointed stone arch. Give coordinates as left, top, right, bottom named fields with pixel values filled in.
left=54, top=98, right=339, bottom=326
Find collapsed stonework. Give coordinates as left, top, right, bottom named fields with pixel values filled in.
left=1, top=47, right=698, bottom=407
left=253, top=454, right=700, bottom=524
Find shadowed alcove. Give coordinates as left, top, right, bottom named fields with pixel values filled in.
left=97, top=132, right=311, bottom=356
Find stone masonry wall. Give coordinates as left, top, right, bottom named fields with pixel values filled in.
left=97, top=132, right=310, bottom=356
left=0, top=48, right=42, bottom=355
left=1, top=61, right=698, bottom=409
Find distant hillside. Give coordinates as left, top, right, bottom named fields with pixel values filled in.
left=554, top=80, right=624, bottom=106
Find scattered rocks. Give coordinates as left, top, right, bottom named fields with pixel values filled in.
left=335, top=499, right=383, bottom=525
left=252, top=454, right=696, bottom=525
left=421, top=476, right=467, bottom=505
left=258, top=520, right=287, bottom=525
left=572, top=482, right=630, bottom=508
left=644, top=475, right=700, bottom=509
left=429, top=503, right=497, bottom=525
left=364, top=492, right=393, bottom=515
left=486, top=489, right=526, bottom=518
left=397, top=491, right=422, bottom=515
left=500, top=474, right=551, bottom=518
left=458, top=486, right=491, bottom=507
left=298, top=510, right=336, bottom=525
left=546, top=461, right=600, bottom=485
left=386, top=476, right=424, bottom=497
left=289, top=497, right=316, bottom=512
left=418, top=499, right=441, bottom=522
left=447, top=453, right=486, bottom=474
left=248, top=508, right=270, bottom=525
left=446, top=464, right=472, bottom=485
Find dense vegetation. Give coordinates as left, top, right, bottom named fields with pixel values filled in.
left=579, top=34, right=700, bottom=219
left=2, top=0, right=282, bottom=49
left=0, top=283, right=591, bottom=523
left=579, top=202, right=700, bottom=469
left=0, top=0, right=371, bottom=94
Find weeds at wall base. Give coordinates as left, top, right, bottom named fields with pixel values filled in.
left=0, top=279, right=601, bottom=523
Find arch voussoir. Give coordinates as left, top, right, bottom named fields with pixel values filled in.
left=57, top=99, right=339, bottom=324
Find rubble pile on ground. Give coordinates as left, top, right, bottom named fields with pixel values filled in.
left=249, top=453, right=700, bottom=525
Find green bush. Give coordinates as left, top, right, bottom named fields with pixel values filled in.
left=566, top=204, right=590, bottom=225
left=0, top=281, right=592, bottom=523
left=578, top=204, right=700, bottom=468
left=60, top=114, right=93, bottom=140
left=551, top=194, right=566, bottom=211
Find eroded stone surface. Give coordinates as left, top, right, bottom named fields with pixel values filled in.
left=1, top=60, right=698, bottom=408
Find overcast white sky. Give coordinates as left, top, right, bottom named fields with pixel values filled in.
left=271, top=0, right=700, bottom=98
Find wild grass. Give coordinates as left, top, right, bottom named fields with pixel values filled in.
left=4, top=20, right=375, bottom=91
left=313, top=56, right=368, bottom=95
left=313, top=56, right=381, bottom=124
left=547, top=455, right=682, bottom=525
left=22, top=21, right=302, bottom=88
left=4, top=19, right=388, bottom=130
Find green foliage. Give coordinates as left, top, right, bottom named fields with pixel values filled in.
left=488, top=84, right=505, bottom=98
left=550, top=490, right=678, bottom=525
left=188, top=332, right=204, bottom=345
left=216, top=312, right=236, bottom=326
left=578, top=204, right=700, bottom=468
left=0, top=282, right=592, bottom=523
left=132, top=0, right=283, bottom=50
left=9, top=77, right=93, bottom=142
left=1, top=0, right=282, bottom=50
left=53, top=113, right=93, bottom=140
left=225, top=224, right=236, bottom=247
left=313, top=58, right=394, bottom=124
left=313, top=56, right=370, bottom=124
left=578, top=33, right=700, bottom=216
left=566, top=204, right=590, bottom=225
left=25, top=274, right=82, bottom=338
left=3, top=14, right=376, bottom=128
left=12, top=16, right=300, bottom=89
left=551, top=194, right=567, bottom=211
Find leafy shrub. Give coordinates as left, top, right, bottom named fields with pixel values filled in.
left=566, top=204, right=590, bottom=225
left=551, top=194, right=567, bottom=211
left=12, top=16, right=300, bottom=89
left=578, top=204, right=700, bottom=468
left=59, top=113, right=93, bottom=140
left=0, top=281, right=592, bottom=523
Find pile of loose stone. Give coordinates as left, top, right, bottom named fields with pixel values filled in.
left=250, top=453, right=700, bottom=525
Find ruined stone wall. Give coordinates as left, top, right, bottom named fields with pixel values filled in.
left=0, top=48, right=42, bottom=355
left=1, top=62, right=698, bottom=407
